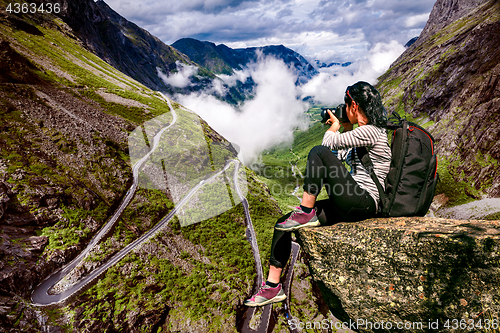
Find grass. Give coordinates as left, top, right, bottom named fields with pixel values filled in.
left=41, top=202, right=109, bottom=252
left=84, top=188, right=174, bottom=263
left=483, top=212, right=500, bottom=221
left=434, top=156, right=485, bottom=208
left=79, top=89, right=150, bottom=125
left=0, top=12, right=172, bottom=125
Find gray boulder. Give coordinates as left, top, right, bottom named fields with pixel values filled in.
left=296, top=217, right=500, bottom=333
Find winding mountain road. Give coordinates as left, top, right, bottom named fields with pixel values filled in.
left=32, top=94, right=178, bottom=305
left=32, top=94, right=247, bottom=306
left=31, top=93, right=300, bottom=333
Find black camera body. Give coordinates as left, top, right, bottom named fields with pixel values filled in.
left=321, top=104, right=349, bottom=123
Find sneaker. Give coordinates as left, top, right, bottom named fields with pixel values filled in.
left=243, top=282, right=287, bottom=307
left=274, top=207, right=320, bottom=231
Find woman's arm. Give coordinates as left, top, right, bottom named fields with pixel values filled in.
left=325, top=109, right=353, bottom=133
left=322, top=125, right=382, bottom=150
left=325, top=109, right=341, bottom=133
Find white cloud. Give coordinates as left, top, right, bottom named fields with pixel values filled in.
left=217, top=70, right=250, bottom=87
left=157, top=61, right=199, bottom=88
left=299, top=40, right=406, bottom=105
left=367, top=40, right=406, bottom=73
left=104, top=0, right=435, bottom=62
left=175, top=55, right=309, bottom=164
left=171, top=41, right=405, bottom=164
left=405, top=13, right=430, bottom=28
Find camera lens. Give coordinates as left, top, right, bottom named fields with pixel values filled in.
left=321, top=104, right=349, bottom=123
left=320, top=108, right=330, bottom=123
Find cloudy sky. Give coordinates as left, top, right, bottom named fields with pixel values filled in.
left=103, top=0, right=436, bottom=63
left=102, top=0, right=438, bottom=163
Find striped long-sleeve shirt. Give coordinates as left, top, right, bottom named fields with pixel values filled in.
left=322, top=125, right=391, bottom=209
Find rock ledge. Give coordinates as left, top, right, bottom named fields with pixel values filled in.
left=296, top=217, right=500, bottom=333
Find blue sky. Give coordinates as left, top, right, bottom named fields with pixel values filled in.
left=102, top=0, right=436, bottom=63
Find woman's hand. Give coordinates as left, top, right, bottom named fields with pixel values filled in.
left=326, top=110, right=353, bottom=132
left=325, top=109, right=341, bottom=132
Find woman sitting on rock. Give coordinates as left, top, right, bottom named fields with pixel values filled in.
left=244, top=81, right=392, bottom=307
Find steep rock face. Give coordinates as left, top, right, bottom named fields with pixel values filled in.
left=420, top=0, right=487, bottom=36
left=0, top=7, right=135, bottom=311
left=0, top=5, right=164, bottom=329
left=296, top=218, right=500, bottom=333
left=377, top=0, right=500, bottom=198
left=0, top=182, right=10, bottom=220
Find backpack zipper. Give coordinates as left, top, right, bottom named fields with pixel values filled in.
left=409, top=126, right=438, bottom=178
left=409, top=126, right=434, bottom=155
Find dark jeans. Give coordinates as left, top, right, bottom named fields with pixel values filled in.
left=269, top=145, right=376, bottom=268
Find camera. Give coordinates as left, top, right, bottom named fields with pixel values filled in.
left=321, top=104, right=349, bottom=123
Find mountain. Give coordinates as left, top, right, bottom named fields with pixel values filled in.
left=54, top=0, right=208, bottom=94
left=4, top=0, right=500, bottom=330
left=52, top=0, right=318, bottom=103
left=170, top=38, right=240, bottom=76
left=0, top=1, right=330, bottom=331
left=404, top=36, right=419, bottom=48
left=49, top=0, right=251, bottom=105
left=313, top=60, right=352, bottom=68
left=172, top=38, right=318, bottom=83
left=376, top=0, right=500, bottom=206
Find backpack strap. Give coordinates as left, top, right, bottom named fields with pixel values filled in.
left=356, top=146, right=386, bottom=213
left=386, top=111, right=403, bottom=130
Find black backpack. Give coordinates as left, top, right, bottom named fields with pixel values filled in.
left=358, top=112, right=439, bottom=217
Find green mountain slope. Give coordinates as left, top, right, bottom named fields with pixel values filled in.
left=171, top=38, right=237, bottom=76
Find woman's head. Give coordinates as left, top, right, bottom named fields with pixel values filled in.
left=344, top=81, right=387, bottom=128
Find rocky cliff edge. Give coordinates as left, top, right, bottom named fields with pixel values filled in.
left=296, top=217, right=500, bottom=332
